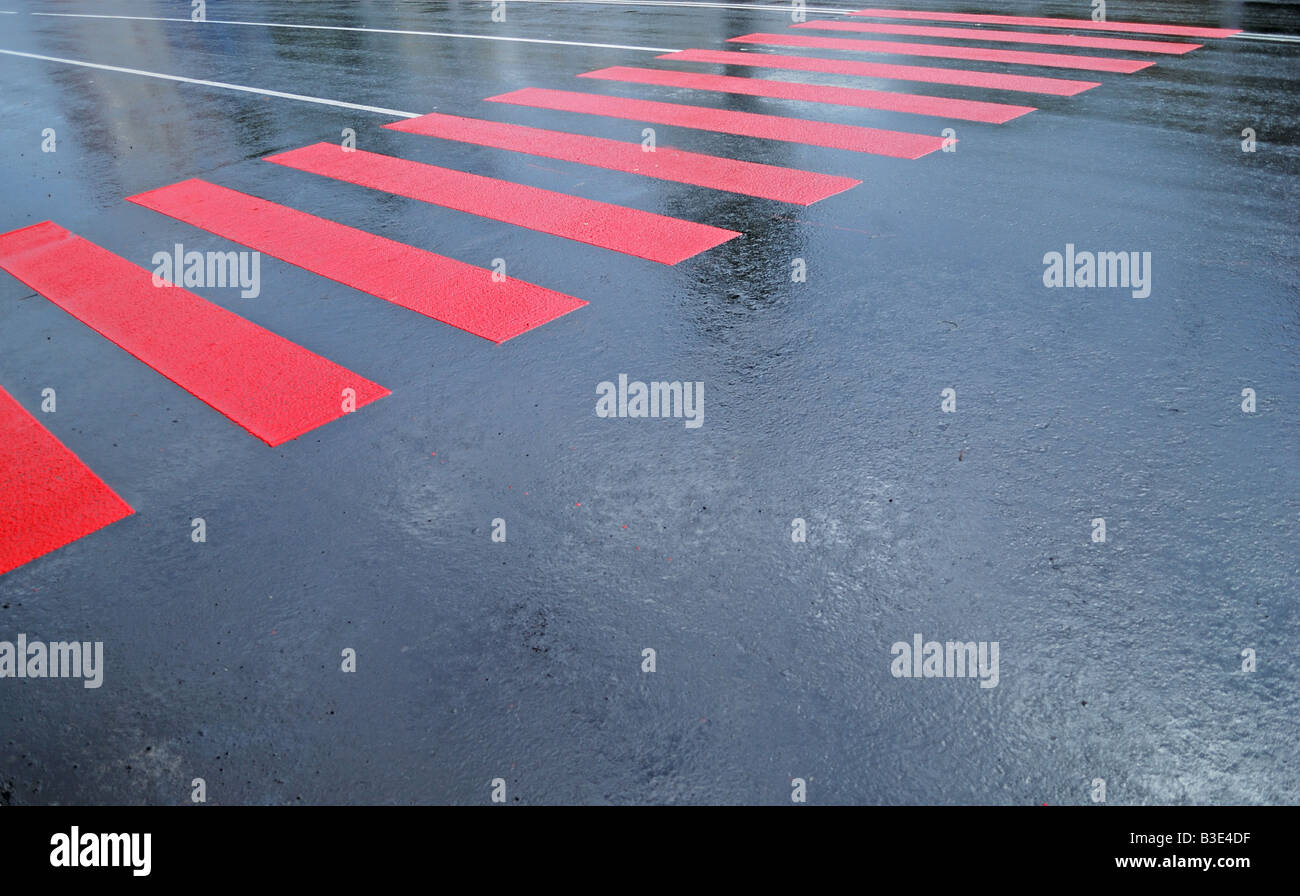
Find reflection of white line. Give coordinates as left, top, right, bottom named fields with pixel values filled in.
left=1234, top=32, right=1300, bottom=43
left=0, top=49, right=422, bottom=117
left=29, top=12, right=681, bottom=52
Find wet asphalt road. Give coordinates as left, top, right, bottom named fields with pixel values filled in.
left=0, top=0, right=1296, bottom=805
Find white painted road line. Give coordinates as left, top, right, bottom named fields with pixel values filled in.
left=1234, top=32, right=1300, bottom=43
left=466, top=0, right=854, bottom=12
left=0, top=49, right=422, bottom=118
left=29, top=9, right=1291, bottom=46
left=28, top=12, right=682, bottom=53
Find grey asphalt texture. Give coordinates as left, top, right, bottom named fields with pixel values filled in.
left=0, top=0, right=1296, bottom=805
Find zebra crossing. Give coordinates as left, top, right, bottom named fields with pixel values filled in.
left=0, top=5, right=1242, bottom=575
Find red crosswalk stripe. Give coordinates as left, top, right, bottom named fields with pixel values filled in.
left=0, top=221, right=390, bottom=447
left=792, top=20, right=1201, bottom=54
left=127, top=179, right=586, bottom=344
left=848, top=8, right=1242, bottom=39
left=579, top=66, right=1035, bottom=123
left=728, top=33, right=1155, bottom=73
left=0, top=384, right=133, bottom=576
left=385, top=111, right=859, bottom=205
left=658, top=49, right=1100, bottom=96
left=265, top=143, right=739, bottom=264
left=487, top=87, right=948, bottom=157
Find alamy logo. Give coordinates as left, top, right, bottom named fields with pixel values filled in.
left=1043, top=244, right=1151, bottom=298
left=50, top=827, right=150, bottom=876
left=890, top=634, right=1000, bottom=688
left=595, top=374, right=703, bottom=429
left=0, top=635, right=103, bottom=688
left=152, top=243, right=261, bottom=298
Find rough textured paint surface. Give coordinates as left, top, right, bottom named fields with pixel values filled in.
left=579, top=66, right=1036, bottom=124
left=0, top=221, right=390, bottom=447
left=265, top=143, right=740, bottom=264
left=487, top=87, right=949, bottom=158
left=658, top=49, right=1101, bottom=97
left=128, top=180, right=587, bottom=343
left=0, top=384, right=133, bottom=576
left=386, top=111, right=861, bottom=205
left=728, top=33, right=1156, bottom=73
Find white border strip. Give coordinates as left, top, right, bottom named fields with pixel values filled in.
left=1233, top=32, right=1300, bottom=43
left=29, top=12, right=681, bottom=52
left=0, top=49, right=422, bottom=117
left=470, top=0, right=853, bottom=11
left=23, top=9, right=1298, bottom=46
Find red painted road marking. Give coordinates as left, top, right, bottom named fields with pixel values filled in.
left=385, top=111, right=860, bottom=205
left=0, top=384, right=133, bottom=577
left=728, top=33, right=1155, bottom=73
left=849, top=8, right=1241, bottom=39
left=0, top=221, right=389, bottom=447
left=486, top=87, right=947, bottom=158
left=659, top=48, right=1100, bottom=96
left=127, top=179, right=585, bottom=344
left=793, top=21, right=1201, bottom=54
left=579, top=66, right=1035, bottom=123
left=265, top=143, right=739, bottom=265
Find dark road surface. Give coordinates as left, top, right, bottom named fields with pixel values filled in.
left=0, top=0, right=1296, bottom=805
